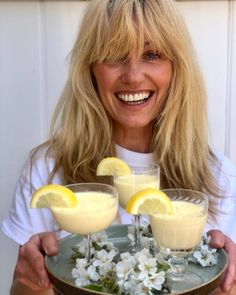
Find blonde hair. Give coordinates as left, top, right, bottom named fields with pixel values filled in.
left=31, top=0, right=220, bottom=220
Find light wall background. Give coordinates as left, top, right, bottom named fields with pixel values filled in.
left=0, top=1, right=236, bottom=294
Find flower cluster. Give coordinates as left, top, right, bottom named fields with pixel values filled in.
left=189, top=234, right=219, bottom=267
left=71, top=227, right=219, bottom=294
left=71, top=231, right=169, bottom=294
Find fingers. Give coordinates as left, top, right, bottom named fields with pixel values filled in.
left=14, top=232, right=59, bottom=291
left=221, top=236, right=236, bottom=292
left=208, top=230, right=236, bottom=293
left=39, top=232, right=59, bottom=256
left=208, top=230, right=225, bottom=248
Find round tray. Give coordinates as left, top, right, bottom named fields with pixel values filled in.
left=45, top=225, right=228, bottom=295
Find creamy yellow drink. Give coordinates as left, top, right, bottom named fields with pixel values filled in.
left=150, top=200, right=207, bottom=250
left=114, top=174, right=159, bottom=209
left=51, top=192, right=118, bottom=235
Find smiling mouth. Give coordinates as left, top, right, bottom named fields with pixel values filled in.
left=115, top=91, right=152, bottom=106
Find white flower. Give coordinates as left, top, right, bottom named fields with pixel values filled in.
left=116, top=253, right=137, bottom=286
left=74, top=274, right=91, bottom=287
left=91, top=231, right=107, bottom=243
left=120, top=251, right=136, bottom=262
left=122, top=278, right=138, bottom=294
left=137, top=255, right=157, bottom=280
left=90, top=231, right=115, bottom=250
left=92, top=249, right=117, bottom=275
left=190, top=234, right=219, bottom=267
left=155, top=252, right=166, bottom=264
left=143, top=271, right=166, bottom=291
left=135, top=248, right=152, bottom=261
left=76, top=239, right=87, bottom=255
left=116, top=259, right=133, bottom=281
left=74, top=258, right=88, bottom=273
left=193, top=247, right=218, bottom=267
left=100, top=261, right=114, bottom=276
left=140, top=235, right=154, bottom=249
left=72, top=259, right=100, bottom=287
left=87, top=265, right=100, bottom=281
left=134, top=281, right=151, bottom=295
left=94, top=249, right=116, bottom=261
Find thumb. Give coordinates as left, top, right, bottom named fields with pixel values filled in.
left=38, top=232, right=59, bottom=256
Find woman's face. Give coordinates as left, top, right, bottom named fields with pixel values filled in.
left=92, top=44, right=172, bottom=133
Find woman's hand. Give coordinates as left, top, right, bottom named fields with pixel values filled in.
left=13, top=232, right=59, bottom=292
left=208, top=230, right=236, bottom=293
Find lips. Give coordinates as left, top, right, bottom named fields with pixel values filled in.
left=115, top=91, right=152, bottom=105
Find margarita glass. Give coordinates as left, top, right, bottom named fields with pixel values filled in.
left=113, top=165, right=160, bottom=251
left=150, top=189, right=208, bottom=289
left=51, top=183, right=118, bottom=262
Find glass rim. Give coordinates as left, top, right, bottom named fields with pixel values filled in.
left=65, top=182, right=117, bottom=196
left=161, top=188, right=208, bottom=207
left=161, top=188, right=207, bottom=195
left=114, top=164, right=160, bottom=176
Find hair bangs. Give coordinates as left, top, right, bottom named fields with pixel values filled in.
left=143, top=26, right=173, bottom=61
left=88, top=0, right=147, bottom=63
left=142, top=3, right=176, bottom=61
left=86, top=0, right=175, bottom=64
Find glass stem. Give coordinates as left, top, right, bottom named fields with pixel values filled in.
left=168, top=256, right=188, bottom=277
left=134, top=215, right=141, bottom=248
left=85, top=234, right=91, bottom=263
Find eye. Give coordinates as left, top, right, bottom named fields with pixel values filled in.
left=143, top=51, right=161, bottom=61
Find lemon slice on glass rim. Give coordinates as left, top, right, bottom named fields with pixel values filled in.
left=30, top=184, right=77, bottom=208
left=126, top=188, right=173, bottom=215
left=96, top=157, right=132, bottom=176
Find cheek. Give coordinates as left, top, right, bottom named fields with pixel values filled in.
left=155, top=63, right=172, bottom=89
left=97, top=77, right=115, bottom=99
left=93, top=65, right=118, bottom=96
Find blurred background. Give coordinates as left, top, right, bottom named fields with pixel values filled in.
left=0, top=1, right=235, bottom=294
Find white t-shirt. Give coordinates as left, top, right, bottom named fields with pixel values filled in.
left=1, top=145, right=236, bottom=245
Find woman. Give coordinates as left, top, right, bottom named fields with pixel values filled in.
left=2, top=0, right=236, bottom=294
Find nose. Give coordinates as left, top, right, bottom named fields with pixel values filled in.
left=120, top=59, right=145, bottom=85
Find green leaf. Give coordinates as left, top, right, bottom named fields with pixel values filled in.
left=85, top=284, right=104, bottom=292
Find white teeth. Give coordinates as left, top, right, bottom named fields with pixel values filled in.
left=117, top=92, right=150, bottom=102
left=128, top=94, right=134, bottom=101
left=134, top=94, right=139, bottom=101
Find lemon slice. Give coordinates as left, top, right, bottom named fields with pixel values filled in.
left=126, top=188, right=173, bottom=215
left=96, top=157, right=132, bottom=176
left=30, top=184, right=77, bottom=208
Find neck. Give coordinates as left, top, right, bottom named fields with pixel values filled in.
left=114, top=126, right=152, bottom=153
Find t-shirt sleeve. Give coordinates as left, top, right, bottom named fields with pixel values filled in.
left=1, top=156, right=61, bottom=245
left=206, top=152, right=236, bottom=242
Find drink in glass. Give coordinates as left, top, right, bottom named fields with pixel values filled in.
left=114, top=165, right=160, bottom=251
left=51, top=183, right=118, bottom=262
left=150, top=189, right=208, bottom=289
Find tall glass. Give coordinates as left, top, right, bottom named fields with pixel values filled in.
left=150, top=189, right=208, bottom=290
left=114, top=165, right=160, bottom=252
left=51, top=183, right=118, bottom=262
